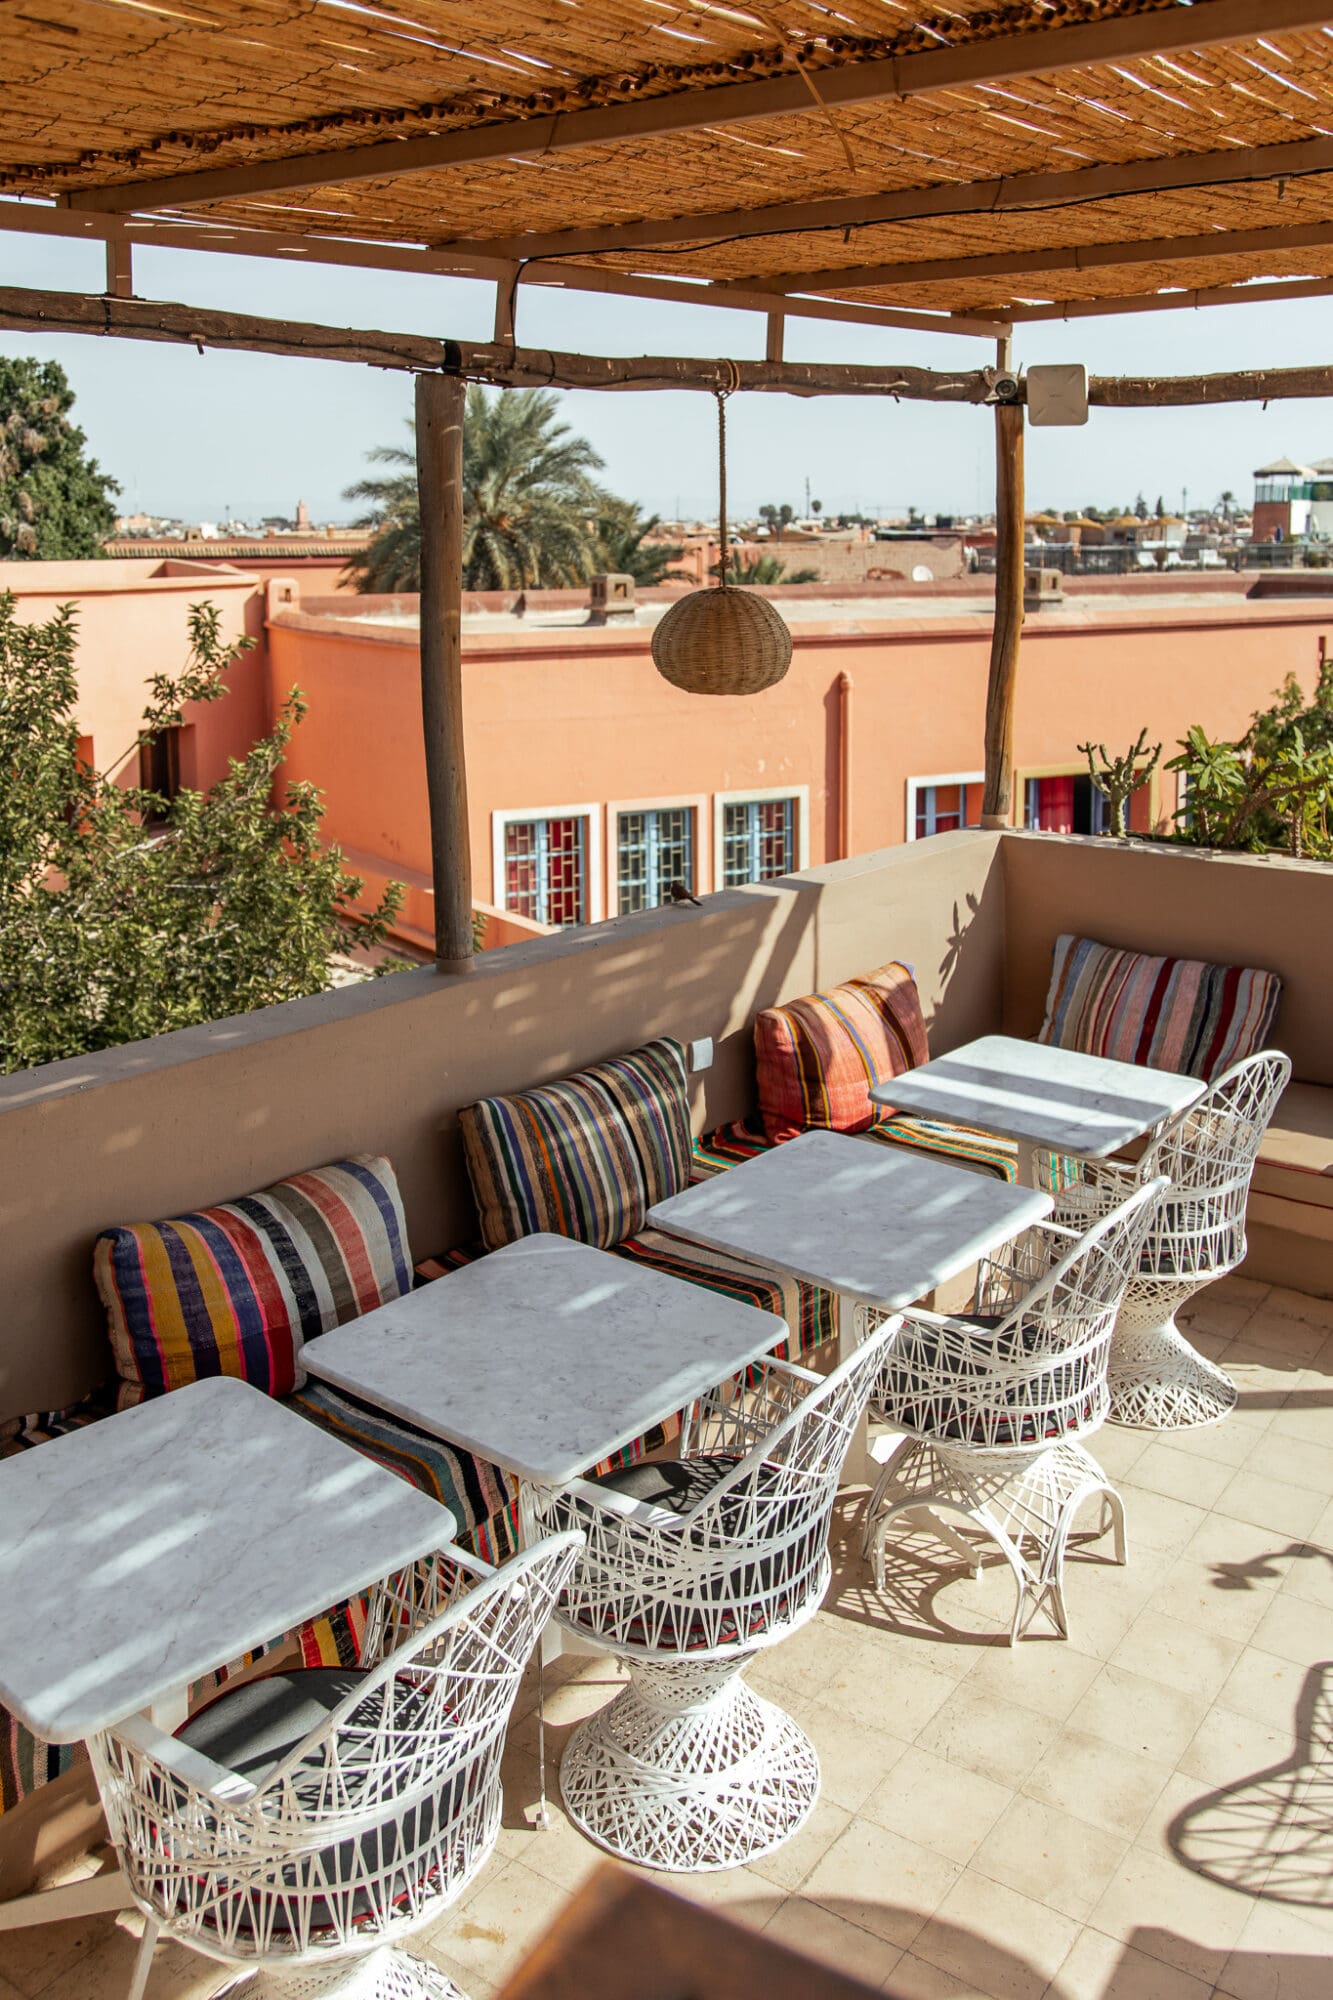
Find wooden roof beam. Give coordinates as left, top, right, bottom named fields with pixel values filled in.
left=0, top=198, right=1002, bottom=338
left=439, top=134, right=1333, bottom=264
left=62, top=0, right=1332, bottom=216
left=1007, top=274, right=1333, bottom=320
left=755, top=219, right=1333, bottom=295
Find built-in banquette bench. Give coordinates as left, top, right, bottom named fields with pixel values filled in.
left=2, top=962, right=1014, bottom=1893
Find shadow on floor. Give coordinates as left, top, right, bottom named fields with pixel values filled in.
left=1170, top=1659, right=1333, bottom=1910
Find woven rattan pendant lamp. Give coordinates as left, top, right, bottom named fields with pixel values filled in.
left=652, top=388, right=792, bottom=696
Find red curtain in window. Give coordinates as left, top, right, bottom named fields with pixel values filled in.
left=1032, top=775, right=1076, bottom=833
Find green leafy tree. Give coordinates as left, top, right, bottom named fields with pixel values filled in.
left=0, top=358, right=119, bottom=559
left=0, top=594, right=403, bottom=1074
left=593, top=498, right=688, bottom=584
left=1168, top=654, right=1333, bottom=859
left=345, top=385, right=608, bottom=592
left=1133, top=493, right=1149, bottom=520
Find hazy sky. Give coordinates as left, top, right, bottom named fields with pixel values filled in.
left=4, top=229, right=1333, bottom=525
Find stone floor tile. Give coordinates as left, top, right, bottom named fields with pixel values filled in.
left=1180, top=1293, right=1255, bottom=1341
left=1179, top=1513, right=1305, bottom=1588
left=662, top=1861, right=786, bottom=1927
left=1266, top=1402, right=1333, bottom=1449
left=1085, top=1426, right=1149, bottom=1481
left=1214, top=1900, right=1333, bottom=2000
left=747, top=1794, right=851, bottom=1892
left=1152, top=1419, right=1256, bottom=1471
left=1112, top=1488, right=1210, bottom=1560
left=884, top=1949, right=997, bottom=1999
left=23, top=1920, right=220, bottom=2000
left=970, top=1795, right=1130, bottom=1923
left=961, top=1638, right=1103, bottom=1723
left=915, top=1684, right=1061, bottom=1790
left=811, top=1632, right=960, bottom=1741
left=1247, top=1591, right=1333, bottom=1666
left=1174, top=1703, right=1292, bottom=1790
left=1085, top=1846, right=1252, bottom=1985
left=1108, top=1611, right=1241, bottom=1704
left=1052, top=1564, right=1160, bottom=1664
left=1021, top=1727, right=1175, bottom=1842
left=1207, top=1276, right=1270, bottom=1310
left=1275, top=1543, right=1333, bottom=1610
left=1230, top=1310, right=1328, bottom=1362
left=1258, top=1288, right=1333, bottom=1335
left=911, top=1870, right=1080, bottom=2000
left=1142, top=1560, right=1273, bottom=1647
left=1066, top=1664, right=1211, bottom=1768
left=1242, top=1435, right=1333, bottom=1497
left=762, top=1895, right=905, bottom=1988
left=1126, top=1443, right=1236, bottom=1512
left=804, top=1818, right=961, bottom=1949
left=1212, top=1474, right=1327, bottom=1544
left=1217, top=1646, right=1319, bottom=1732
left=1049, top=1925, right=1216, bottom=2000
left=862, top=1744, right=1013, bottom=1865
left=785, top=1695, right=909, bottom=1812
left=426, top=1858, right=571, bottom=1989
left=1128, top=1767, right=1212, bottom=1861
left=0, top=1899, right=127, bottom=1998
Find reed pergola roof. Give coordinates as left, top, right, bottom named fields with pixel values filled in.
left=5, top=1, right=1333, bottom=336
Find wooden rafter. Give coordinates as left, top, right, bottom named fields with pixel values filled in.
left=1007, top=274, right=1333, bottom=320
left=428, top=133, right=1333, bottom=265
left=0, top=200, right=1004, bottom=340
left=61, top=0, right=1329, bottom=216
left=753, top=220, right=1333, bottom=297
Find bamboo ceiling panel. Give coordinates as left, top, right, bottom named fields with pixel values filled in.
left=5, top=2, right=1333, bottom=323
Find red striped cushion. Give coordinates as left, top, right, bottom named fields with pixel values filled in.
left=1038, top=935, right=1282, bottom=1082
left=754, top=962, right=929, bottom=1145
left=93, top=1156, right=411, bottom=1410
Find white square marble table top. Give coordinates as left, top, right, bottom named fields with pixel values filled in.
left=301, top=1234, right=787, bottom=1489
left=0, top=1376, right=454, bottom=1744
left=648, top=1129, right=1052, bottom=1308
left=869, top=1034, right=1205, bottom=1157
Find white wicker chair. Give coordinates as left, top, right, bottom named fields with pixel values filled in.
left=528, top=1323, right=898, bottom=1873
left=857, top=1179, right=1164, bottom=1646
left=1045, top=1050, right=1292, bottom=1430
left=90, top=1532, right=583, bottom=2000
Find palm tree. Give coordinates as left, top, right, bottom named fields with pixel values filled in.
left=594, top=497, right=688, bottom=584
left=727, top=553, right=819, bottom=585
left=343, top=386, right=608, bottom=592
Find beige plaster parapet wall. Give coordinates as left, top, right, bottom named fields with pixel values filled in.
left=0, top=833, right=1006, bottom=1419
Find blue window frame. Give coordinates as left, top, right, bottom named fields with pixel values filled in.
left=503, top=815, right=587, bottom=926
left=617, top=807, right=694, bottom=915
left=721, top=798, right=796, bottom=887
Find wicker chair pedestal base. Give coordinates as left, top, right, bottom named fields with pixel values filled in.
left=559, top=1653, right=819, bottom=1873
left=218, top=1946, right=467, bottom=1999
left=1108, top=1286, right=1239, bottom=1431
left=864, top=1438, right=1126, bottom=1646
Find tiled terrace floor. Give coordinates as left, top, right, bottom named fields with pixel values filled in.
left=6, top=1277, right=1330, bottom=2000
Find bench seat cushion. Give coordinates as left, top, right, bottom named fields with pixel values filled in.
left=92, top=1156, right=412, bottom=1411
left=693, top=1115, right=1016, bottom=1185
left=1038, top=933, right=1281, bottom=1083
left=459, top=1039, right=692, bottom=1252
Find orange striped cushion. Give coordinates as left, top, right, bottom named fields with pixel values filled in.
left=93, top=1156, right=411, bottom=1410
left=754, top=963, right=929, bottom=1145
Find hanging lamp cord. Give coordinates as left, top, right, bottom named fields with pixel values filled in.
left=716, top=389, right=729, bottom=588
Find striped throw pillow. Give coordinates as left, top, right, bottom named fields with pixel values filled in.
left=459, top=1039, right=692, bottom=1251
left=93, top=1156, right=412, bottom=1410
left=1038, top=935, right=1282, bottom=1082
left=754, top=962, right=929, bottom=1145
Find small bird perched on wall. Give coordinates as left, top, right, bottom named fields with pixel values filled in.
left=668, top=880, right=701, bottom=906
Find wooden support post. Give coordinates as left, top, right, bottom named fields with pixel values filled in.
left=103, top=240, right=133, bottom=299
left=415, top=371, right=475, bottom=971
left=981, top=346, right=1024, bottom=829
left=765, top=312, right=785, bottom=365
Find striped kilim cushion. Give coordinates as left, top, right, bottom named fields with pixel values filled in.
left=754, top=962, right=929, bottom=1145
left=93, top=1155, right=412, bottom=1410
left=694, top=1115, right=1016, bottom=1185
left=459, top=1038, right=692, bottom=1251
left=1038, top=934, right=1282, bottom=1083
